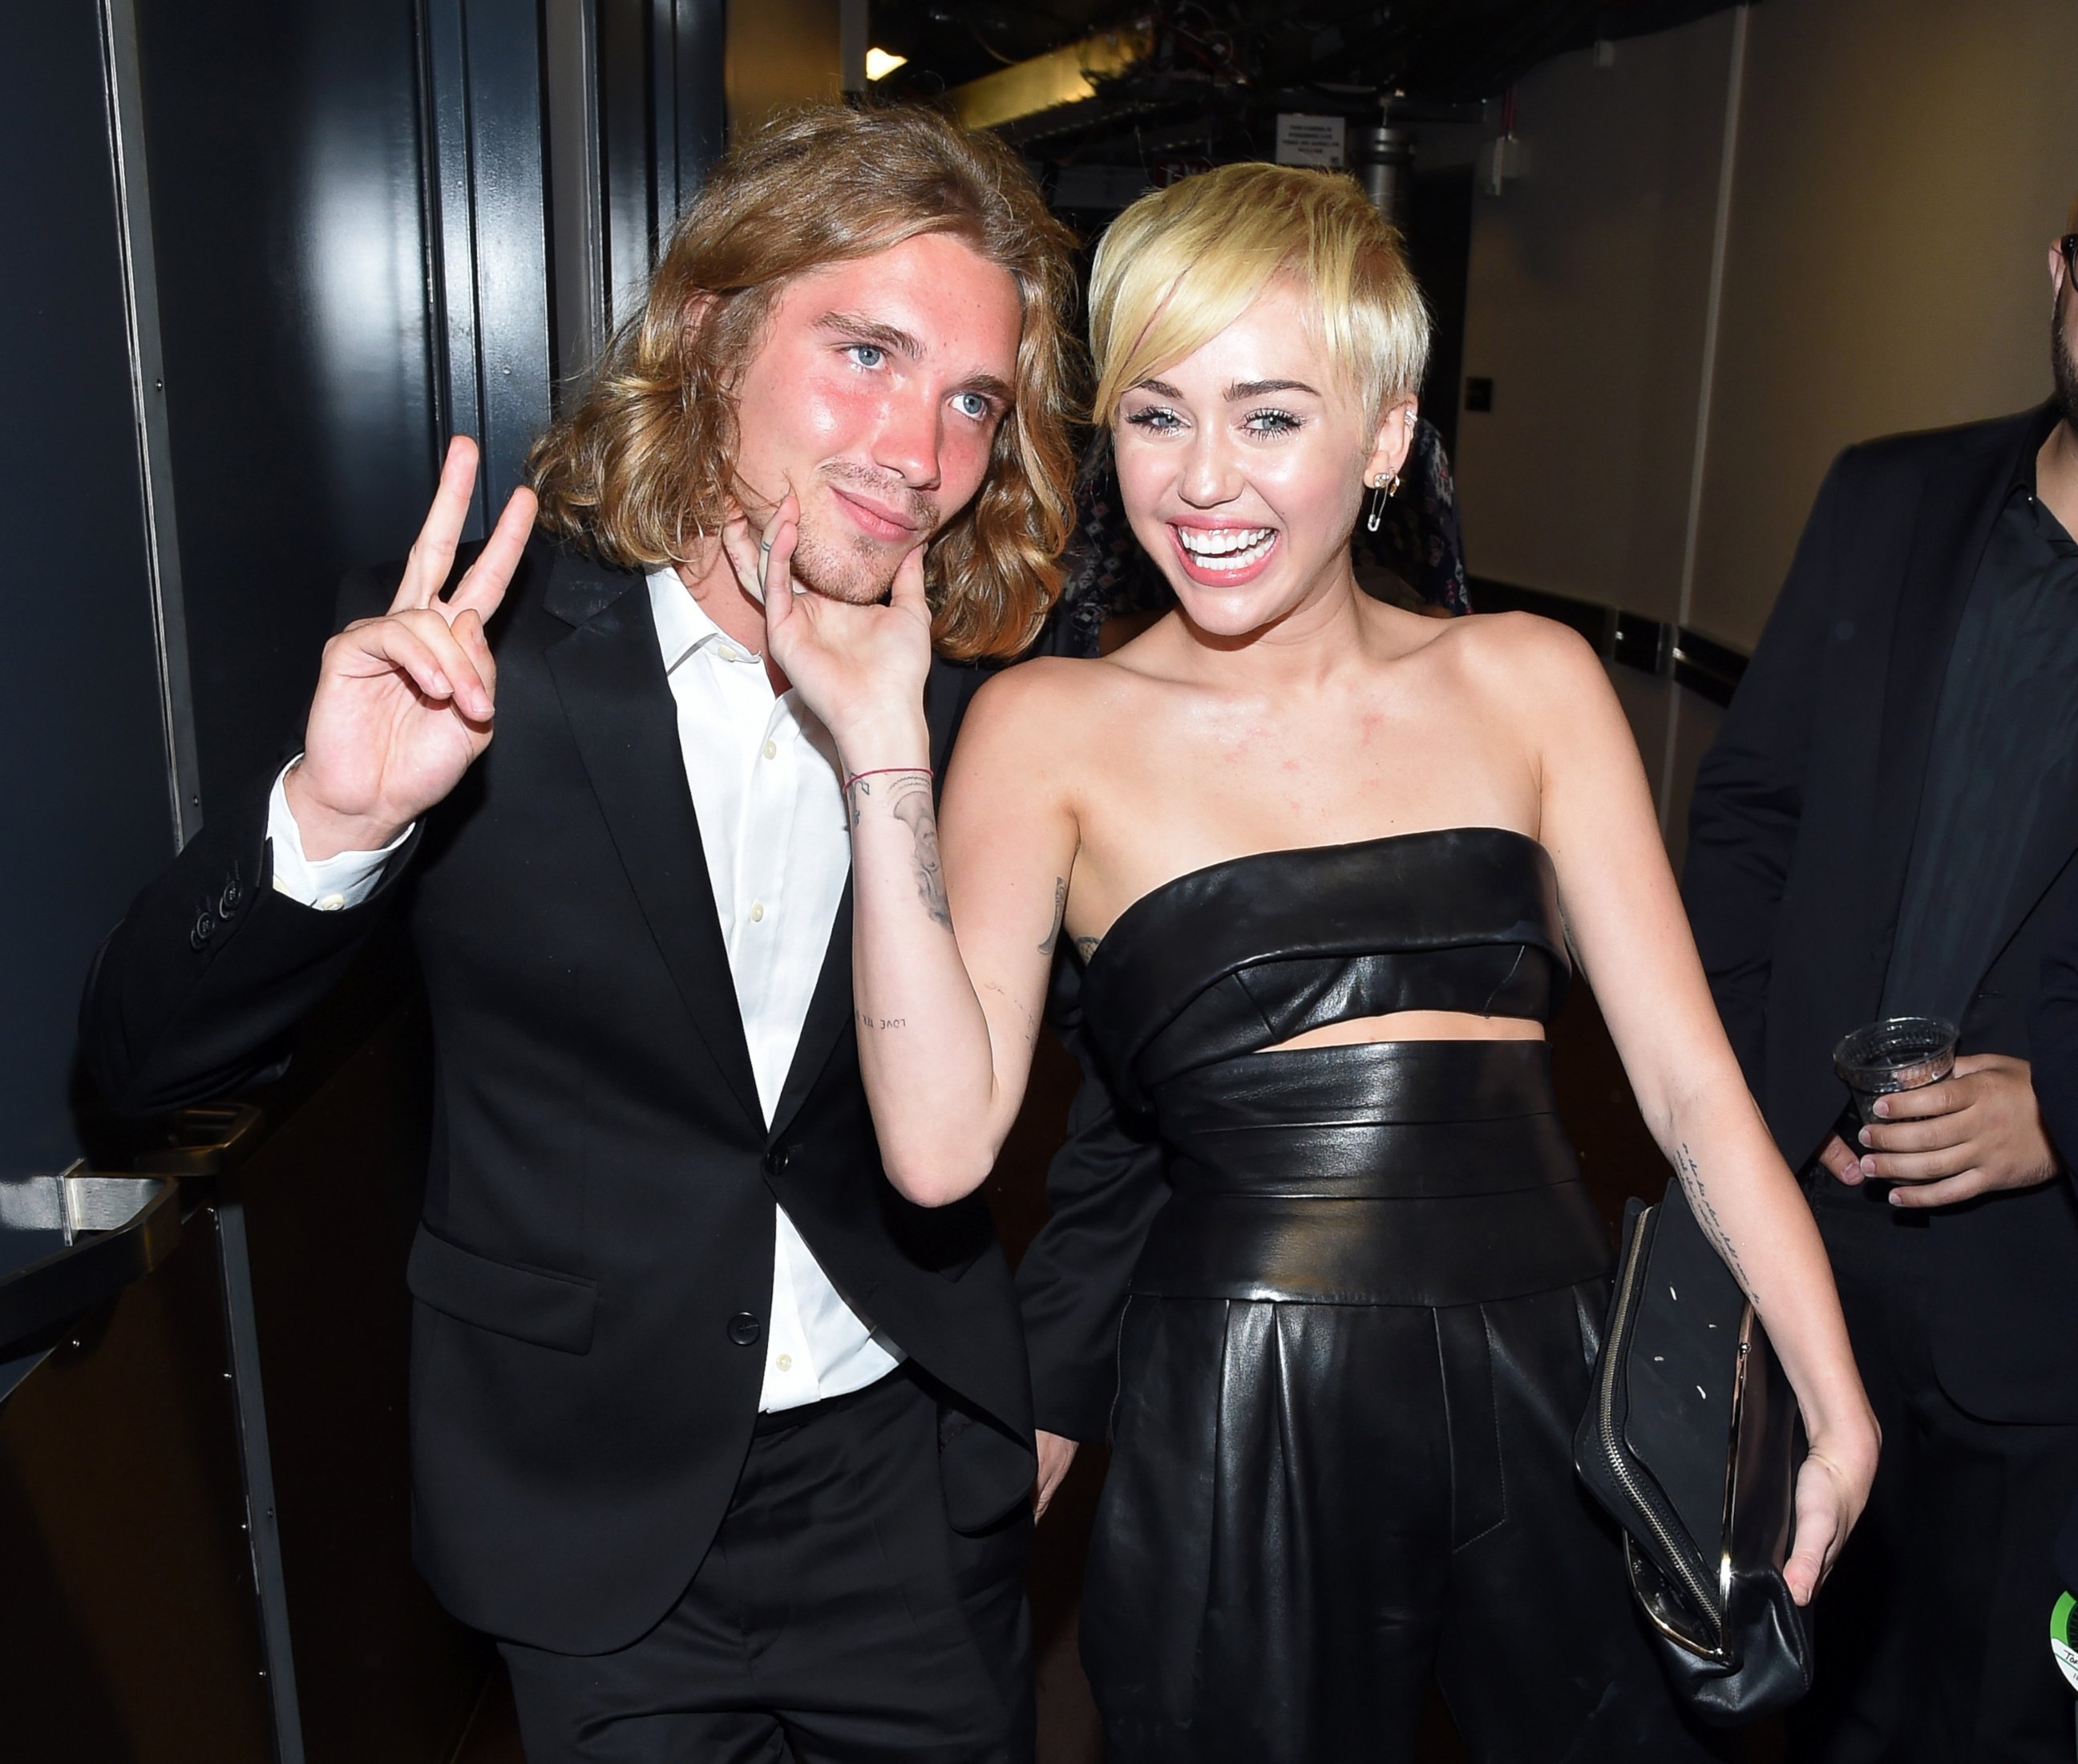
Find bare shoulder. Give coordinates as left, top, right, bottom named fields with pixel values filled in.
left=1424, top=609, right=1611, bottom=713
left=953, top=653, right=1138, bottom=780
left=1433, top=608, right=1600, bottom=677
left=1422, top=612, right=1634, bottom=781
left=965, top=652, right=1131, bottom=732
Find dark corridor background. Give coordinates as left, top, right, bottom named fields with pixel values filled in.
left=2, top=2, right=1761, bottom=1758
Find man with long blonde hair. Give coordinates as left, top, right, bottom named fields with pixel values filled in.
left=83, top=105, right=1085, bottom=1762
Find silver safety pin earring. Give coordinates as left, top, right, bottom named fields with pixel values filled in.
left=1364, top=470, right=1401, bottom=533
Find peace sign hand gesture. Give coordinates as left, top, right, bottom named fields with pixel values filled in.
left=283, top=436, right=537, bottom=861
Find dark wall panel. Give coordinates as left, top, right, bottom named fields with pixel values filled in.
left=1, top=2, right=179, bottom=1177
left=135, top=0, right=442, bottom=819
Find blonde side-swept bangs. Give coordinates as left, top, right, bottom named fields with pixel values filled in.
left=1090, top=163, right=1431, bottom=431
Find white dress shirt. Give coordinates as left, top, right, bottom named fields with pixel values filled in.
left=265, top=567, right=900, bottom=1410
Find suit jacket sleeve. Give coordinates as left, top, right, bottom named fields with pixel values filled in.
left=79, top=564, right=420, bottom=1115
left=1682, top=454, right=1854, bottom=1090
left=1016, top=952, right=1170, bottom=1442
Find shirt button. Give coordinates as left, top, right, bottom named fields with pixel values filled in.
left=750, top=901, right=765, bottom=922
left=763, top=739, right=778, bottom=759
left=315, top=893, right=347, bottom=912
left=777, top=1353, right=794, bottom=1372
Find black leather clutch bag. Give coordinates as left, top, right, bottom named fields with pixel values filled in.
left=1573, top=1183, right=1813, bottom=1726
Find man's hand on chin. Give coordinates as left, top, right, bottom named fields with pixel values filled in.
left=1845, top=1054, right=2060, bottom=1208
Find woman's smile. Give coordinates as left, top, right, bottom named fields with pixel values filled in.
left=1168, top=521, right=1282, bottom=584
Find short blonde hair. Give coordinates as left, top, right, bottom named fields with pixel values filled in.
left=1089, top=163, right=1430, bottom=431
left=528, top=106, right=1079, bottom=662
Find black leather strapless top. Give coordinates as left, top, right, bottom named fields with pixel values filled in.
left=1081, top=827, right=1613, bottom=1307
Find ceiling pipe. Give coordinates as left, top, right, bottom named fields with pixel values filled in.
left=945, top=23, right=1154, bottom=133
left=1356, top=118, right=1416, bottom=233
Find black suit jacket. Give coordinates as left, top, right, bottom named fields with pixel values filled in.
left=1684, top=402, right=2078, bottom=1424
left=82, top=539, right=1049, bottom=1653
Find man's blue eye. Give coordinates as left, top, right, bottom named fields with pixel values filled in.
left=953, top=392, right=991, bottom=420
left=848, top=344, right=884, bottom=368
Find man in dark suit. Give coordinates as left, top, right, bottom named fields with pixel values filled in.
left=1684, top=200, right=2078, bottom=1762
left=81, top=106, right=1092, bottom=1764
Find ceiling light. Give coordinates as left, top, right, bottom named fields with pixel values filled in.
left=866, top=47, right=908, bottom=81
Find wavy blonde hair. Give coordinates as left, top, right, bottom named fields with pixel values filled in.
left=529, top=105, right=1080, bottom=661
left=1089, top=163, right=1430, bottom=431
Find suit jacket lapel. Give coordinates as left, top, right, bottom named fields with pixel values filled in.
left=1866, top=423, right=2038, bottom=933
left=766, top=659, right=988, bottom=1143
left=543, top=556, right=764, bottom=1129
left=1979, top=412, right=2078, bottom=972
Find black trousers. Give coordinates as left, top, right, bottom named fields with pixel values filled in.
left=1082, top=1288, right=1717, bottom=1764
left=1793, top=1182, right=2078, bottom=1763
left=499, top=1368, right=1033, bottom=1764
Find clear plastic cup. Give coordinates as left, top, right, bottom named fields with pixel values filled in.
left=1832, top=1016, right=1959, bottom=1124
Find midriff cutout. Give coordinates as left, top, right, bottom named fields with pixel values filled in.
left=1258, top=1010, right=1546, bottom=1054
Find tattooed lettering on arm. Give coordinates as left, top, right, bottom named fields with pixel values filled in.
left=857, top=1012, right=906, bottom=1031
left=1673, top=1143, right=1755, bottom=1305
left=889, top=779, right=952, bottom=930
left=1038, top=878, right=1068, bottom=954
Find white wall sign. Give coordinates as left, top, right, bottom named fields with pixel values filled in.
left=1275, top=114, right=1346, bottom=168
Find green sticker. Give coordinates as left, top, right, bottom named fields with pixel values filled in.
left=2052, top=1592, right=2078, bottom=1693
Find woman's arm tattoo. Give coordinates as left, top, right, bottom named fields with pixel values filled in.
left=982, top=978, right=1039, bottom=1046
left=1038, top=877, right=1067, bottom=954
left=1074, top=935, right=1099, bottom=961
left=1674, top=1143, right=1755, bottom=1304
left=888, top=779, right=952, bottom=930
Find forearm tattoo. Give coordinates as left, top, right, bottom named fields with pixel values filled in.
left=983, top=978, right=1039, bottom=1046
left=1038, top=877, right=1067, bottom=955
left=1674, top=1143, right=1756, bottom=1305
left=888, top=778, right=952, bottom=930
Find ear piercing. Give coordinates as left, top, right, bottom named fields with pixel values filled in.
left=1364, top=470, right=1401, bottom=533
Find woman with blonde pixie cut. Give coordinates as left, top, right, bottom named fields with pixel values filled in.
left=760, top=164, right=1877, bottom=1761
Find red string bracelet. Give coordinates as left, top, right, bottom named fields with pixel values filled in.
left=843, top=766, right=932, bottom=791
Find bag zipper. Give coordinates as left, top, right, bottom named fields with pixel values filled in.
left=1600, top=1208, right=1723, bottom=1632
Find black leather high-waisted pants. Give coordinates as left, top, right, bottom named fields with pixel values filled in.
left=1081, top=1040, right=1716, bottom=1764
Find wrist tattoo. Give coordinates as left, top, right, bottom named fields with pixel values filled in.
left=1039, top=877, right=1067, bottom=955
left=1674, top=1143, right=1755, bottom=1304
left=888, top=779, right=952, bottom=930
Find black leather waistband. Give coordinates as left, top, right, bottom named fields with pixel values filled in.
left=1136, top=1038, right=1613, bottom=1306
left=1159, top=1035, right=1563, bottom=1129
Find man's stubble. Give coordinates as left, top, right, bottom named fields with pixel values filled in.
left=786, top=467, right=944, bottom=607
left=789, top=517, right=908, bottom=606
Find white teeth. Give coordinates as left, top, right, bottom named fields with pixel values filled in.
left=1175, top=526, right=1276, bottom=569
